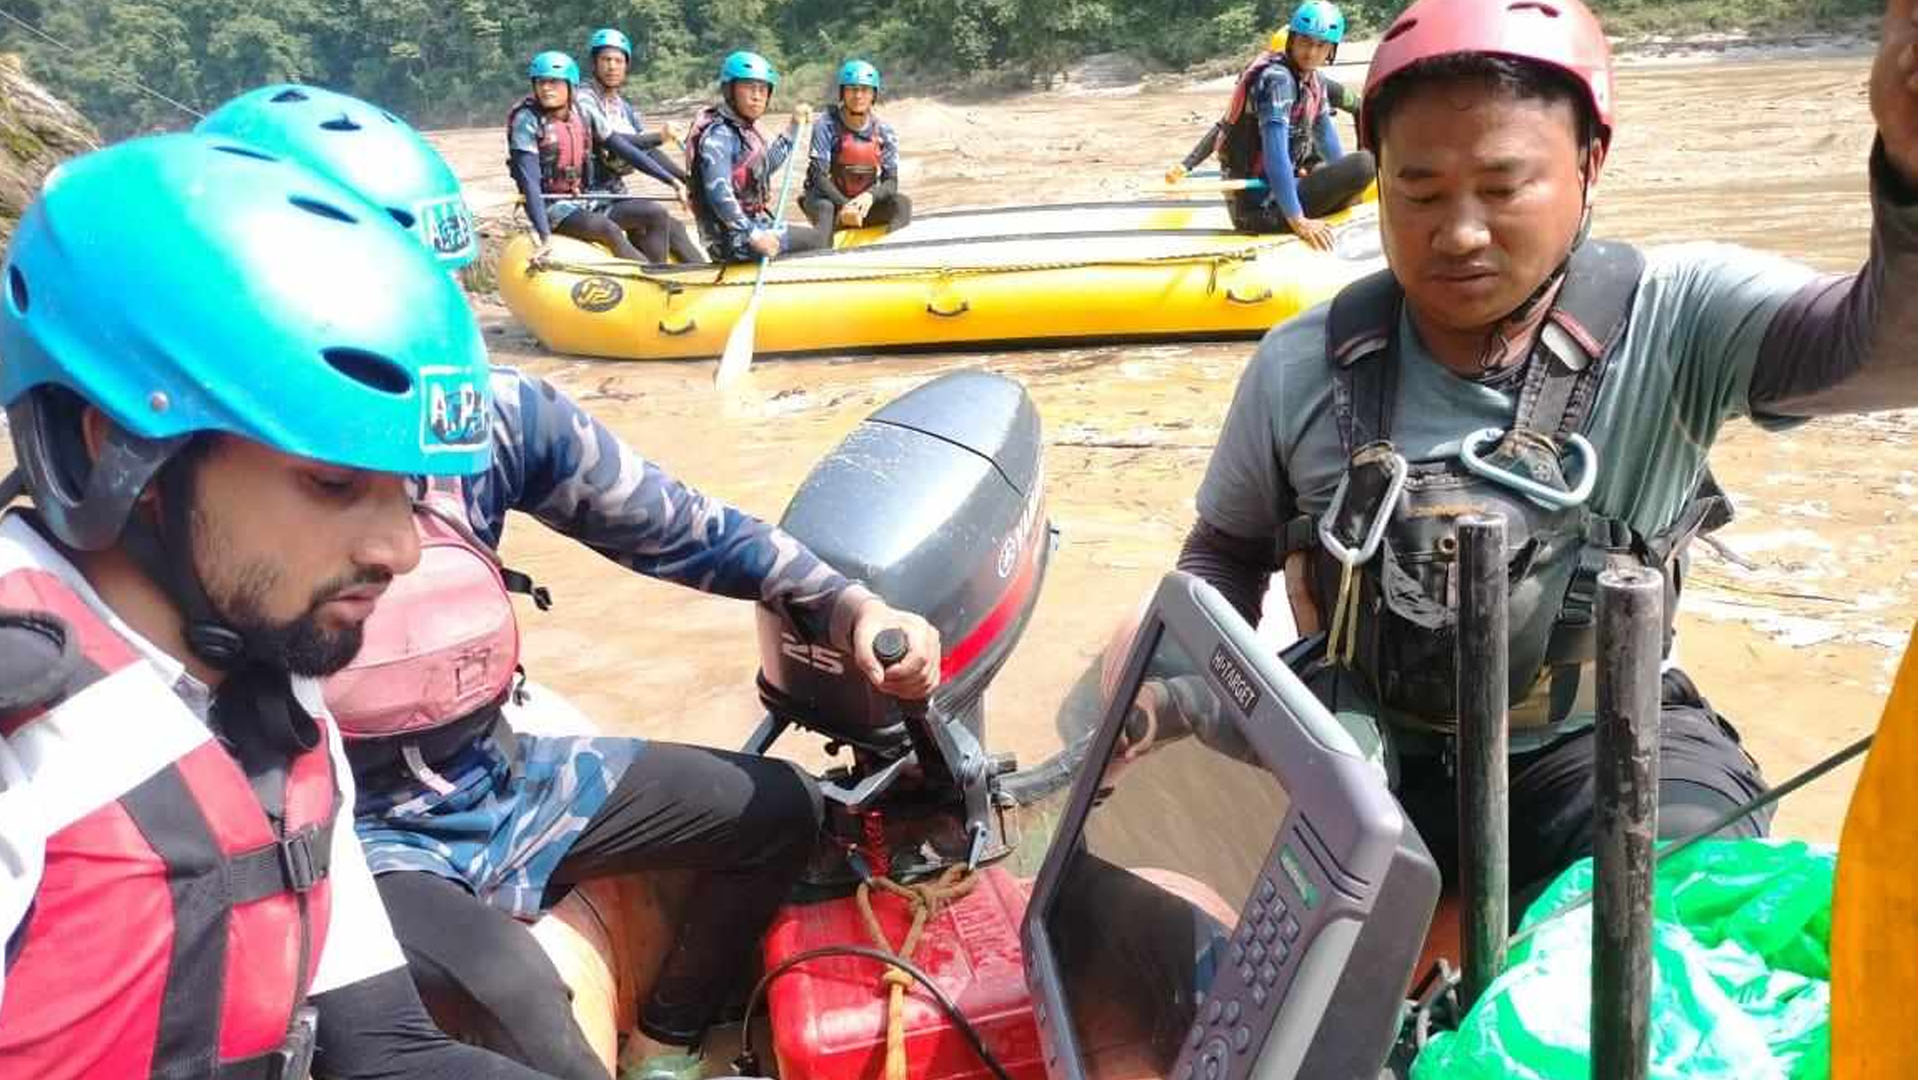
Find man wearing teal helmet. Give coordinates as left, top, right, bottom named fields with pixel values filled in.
left=240, top=54, right=939, bottom=1080
left=578, top=28, right=707, bottom=263
left=685, top=50, right=826, bottom=261
left=1186, top=0, right=1374, bottom=249
left=198, top=83, right=480, bottom=269
left=802, top=59, right=912, bottom=239
left=0, top=135, right=554, bottom=1079
left=509, top=50, right=683, bottom=262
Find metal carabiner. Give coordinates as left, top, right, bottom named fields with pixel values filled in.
left=1457, top=427, right=1599, bottom=511
left=1316, top=450, right=1411, bottom=571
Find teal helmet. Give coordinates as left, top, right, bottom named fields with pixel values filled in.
left=197, top=84, right=477, bottom=269
left=588, top=28, right=632, bottom=60
left=1289, top=0, right=1346, bottom=44
left=719, top=50, right=778, bottom=88
left=0, top=133, right=493, bottom=558
left=837, top=59, right=881, bottom=91
left=528, top=50, right=580, bottom=86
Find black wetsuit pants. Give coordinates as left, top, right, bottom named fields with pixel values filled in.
left=554, top=210, right=646, bottom=263
left=801, top=193, right=913, bottom=239
left=1393, top=669, right=1773, bottom=914
left=601, top=197, right=706, bottom=264
left=1228, top=149, right=1376, bottom=234
left=376, top=743, right=823, bottom=1080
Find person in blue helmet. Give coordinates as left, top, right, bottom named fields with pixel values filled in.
left=0, top=134, right=557, bottom=1079
left=211, top=75, right=942, bottom=1080
left=509, top=51, right=679, bottom=262
left=685, top=51, right=827, bottom=261
left=199, top=83, right=480, bottom=269
left=1198, top=1, right=1375, bottom=248
left=801, top=60, right=911, bottom=239
left=578, top=28, right=707, bottom=263
left=1167, top=29, right=1362, bottom=194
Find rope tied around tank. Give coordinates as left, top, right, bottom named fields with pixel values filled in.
left=855, top=866, right=980, bottom=1080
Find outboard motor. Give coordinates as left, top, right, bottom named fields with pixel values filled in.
left=750, top=370, right=1050, bottom=886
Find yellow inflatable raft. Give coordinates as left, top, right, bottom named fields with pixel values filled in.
left=496, top=197, right=1384, bottom=361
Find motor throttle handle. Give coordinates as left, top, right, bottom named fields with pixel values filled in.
left=873, top=627, right=908, bottom=669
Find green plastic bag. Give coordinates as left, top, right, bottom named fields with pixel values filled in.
left=1411, top=838, right=1834, bottom=1080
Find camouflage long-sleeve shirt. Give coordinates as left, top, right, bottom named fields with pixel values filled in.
left=694, top=106, right=798, bottom=259
left=458, top=366, right=865, bottom=646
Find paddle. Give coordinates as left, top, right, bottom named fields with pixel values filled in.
left=1147, top=177, right=1268, bottom=195
left=715, top=109, right=813, bottom=387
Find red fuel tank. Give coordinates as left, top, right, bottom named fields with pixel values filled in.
left=762, top=866, right=1049, bottom=1080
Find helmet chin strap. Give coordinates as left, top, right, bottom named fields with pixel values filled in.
left=1483, top=156, right=1597, bottom=350
left=121, top=461, right=317, bottom=758
left=119, top=458, right=247, bottom=672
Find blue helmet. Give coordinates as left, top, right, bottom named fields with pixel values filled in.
left=197, top=84, right=477, bottom=269
left=588, top=28, right=632, bottom=60
left=1288, top=0, right=1346, bottom=44
left=719, top=50, right=778, bottom=88
left=0, top=133, right=493, bottom=552
left=837, top=59, right=881, bottom=91
left=528, top=50, right=580, bottom=86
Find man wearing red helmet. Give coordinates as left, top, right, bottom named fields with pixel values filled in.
left=1182, top=0, right=1915, bottom=903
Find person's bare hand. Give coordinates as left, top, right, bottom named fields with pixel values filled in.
left=1871, top=0, right=1918, bottom=180
left=849, top=599, right=941, bottom=699
left=1289, top=214, right=1335, bottom=252
left=748, top=229, right=781, bottom=258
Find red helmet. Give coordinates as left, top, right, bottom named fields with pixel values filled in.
left=1358, top=0, right=1614, bottom=152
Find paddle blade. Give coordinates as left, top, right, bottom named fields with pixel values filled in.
left=714, top=303, right=759, bottom=386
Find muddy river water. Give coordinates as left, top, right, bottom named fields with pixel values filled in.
left=436, top=51, right=1910, bottom=844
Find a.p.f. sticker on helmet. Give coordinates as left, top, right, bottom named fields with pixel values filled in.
left=420, top=366, right=491, bottom=452
left=415, top=195, right=477, bottom=265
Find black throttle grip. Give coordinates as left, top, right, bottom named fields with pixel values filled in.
left=873, top=627, right=909, bottom=668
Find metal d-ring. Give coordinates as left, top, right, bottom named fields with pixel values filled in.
left=1457, top=427, right=1598, bottom=510
left=1317, top=450, right=1410, bottom=569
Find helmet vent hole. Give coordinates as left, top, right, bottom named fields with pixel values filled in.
left=289, top=196, right=358, bottom=224
left=215, top=144, right=279, bottom=162
left=1509, top=0, right=1562, bottom=14
left=387, top=207, right=418, bottom=229
left=320, top=114, right=363, bottom=132
left=1382, top=17, right=1420, bottom=41
left=271, top=88, right=310, bottom=103
left=322, top=349, right=413, bottom=396
left=8, top=267, right=28, bottom=314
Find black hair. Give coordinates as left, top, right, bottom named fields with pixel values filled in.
left=1367, top=53, right=1602, bottom=154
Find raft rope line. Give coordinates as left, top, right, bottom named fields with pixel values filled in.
left=856, top=866, right=979, bottom=1080
left=530, top=234, right=1296, bottom=297
left=0, top=6, right=204, bottom=120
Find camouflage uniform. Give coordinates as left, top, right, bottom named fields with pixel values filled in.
left=692, top=104, right=799, bottom=261
left=353, top=366, right=863, bottom=919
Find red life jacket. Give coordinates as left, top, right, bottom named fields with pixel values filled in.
left=1220, top=54, right=1327, bottom=182
left=324, top=479, right=520, bottom=744
left=0, top=532, right=338, bottom=1079
left=829, top=115, right=884, bottom=198
left=508, top=96, right=592, bottom=197
left=686, top=105, right=771, bottom=217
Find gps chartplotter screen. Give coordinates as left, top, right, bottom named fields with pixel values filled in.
left=1024, top=572, right=1440, bottom=1080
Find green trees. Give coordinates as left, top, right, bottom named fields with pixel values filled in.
left=0, top=0, right=1876, bottom=139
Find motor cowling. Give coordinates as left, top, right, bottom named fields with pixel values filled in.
left=756, top=371, right=1049, bottom=754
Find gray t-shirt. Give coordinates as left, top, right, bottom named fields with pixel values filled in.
left=1197, top=241, right=1824, bottom=543
left=1195, top=241, right=1826, bottom=746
